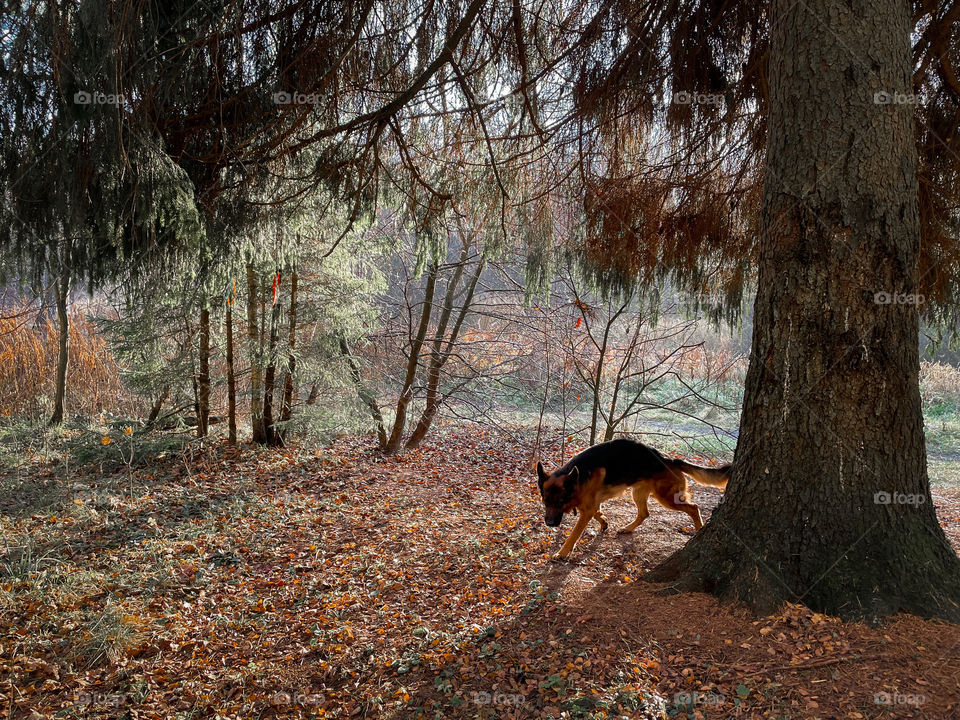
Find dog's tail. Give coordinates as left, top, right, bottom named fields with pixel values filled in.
left=666, top=458, right=731, bottom=488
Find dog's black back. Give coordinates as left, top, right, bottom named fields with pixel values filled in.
left=559, top=438, right=669, bottom=486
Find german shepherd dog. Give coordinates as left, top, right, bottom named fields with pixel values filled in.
left=536, top=438, right=731, bottom=559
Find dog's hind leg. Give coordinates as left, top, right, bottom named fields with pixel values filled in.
left=653, top=488, right=704, bottom=531
left=618, top=486, right=651, bottom=533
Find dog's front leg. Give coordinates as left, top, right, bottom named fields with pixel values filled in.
left=553, top=511, right=592, bottom=559
left=593, top=510, right=608, bottom=532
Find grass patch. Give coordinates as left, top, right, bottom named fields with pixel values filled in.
left=927, top=458, right=960, bottom=487
left=0, top=416, right=195, bottom=477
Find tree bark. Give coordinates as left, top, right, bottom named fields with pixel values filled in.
left=532, top=311, right=552, bottom=461
left=197, top=305, right=211, bottom=438
left=603, top=378, right=619, bottom=442
left=603, top=323, right=643, bottom=441
left=384, top=262, right=438, bottom=453
left=225, top=303, right=237, bottom=445
left=278, top=271, right=298, bottom=445
left=647, top=0, right=960, bottom=622
left=247, top=262, right=266, bottom=443
left=49, top=263, right=70, bottom=426
left=588, top=320, right=610, bottom=446
left=405, top=252, right=484, bottom=449
left=339, top=334, right=388, bottom=448
left=146, top=385, right=170, bottom=426
left=576, top=295, right=628, bottom=445
left=262, top=273, right=282, bottom=446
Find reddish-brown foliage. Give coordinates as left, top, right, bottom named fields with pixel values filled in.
left=0, top=303, right=125, bottom=421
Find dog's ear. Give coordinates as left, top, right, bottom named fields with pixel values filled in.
left=537, top=461, right=549, bottom=486
left=536, top=461, right=548, bottom=487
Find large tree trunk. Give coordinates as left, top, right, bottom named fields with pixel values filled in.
left=49, top=264, right=70, bottom=426
left=277, top=271, right=298, bottom=445
left=648, top=0, right=960, bottom=622
left=246, top=263, right=266, bottom=443
left=197, top=305, right=211, bottom=438
left=225, top=303, right=237, bottom=445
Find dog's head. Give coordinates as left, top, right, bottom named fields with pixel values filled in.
left=536, top=461, right=579, bottom=527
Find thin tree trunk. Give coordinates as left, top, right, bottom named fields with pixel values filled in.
left=247, top=262, right=266, bottom=443
left=587, top=307, right=625, bottom=444
left=339, top=334, right=388, bottom=447
left=589, top=325, right=609, bottom=446
left=648, top=0, right=960, bottom=622
left=49, top=263, right=70, bottom=426
left=384, top=263, right=439, bottom=453
left=225, top=304, right=237, bottom=445
left=560, top=346, right=569, bottom=458
left=532, top=312, right=551, bottom=462
left=147, top=385, right=170, bottom=426
left=603, top=378, right=620, bottom=442
left=406, top=254, right=484, bottom=449
left=197, top=305, right=210, bottom=438
left=191, top=373, right=200, bottom=428
left=262, top=273, right=282, bottom=446
left=603, top=324, right=640, bottom=441
left=278, top=271, right=298, bottom=445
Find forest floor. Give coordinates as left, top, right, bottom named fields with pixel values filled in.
left=2, top=429, right=959, bottom=720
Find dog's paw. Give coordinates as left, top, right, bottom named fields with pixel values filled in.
left=616, top=527, right=635, bottom=534
left=550, top=552, right=569, bottom=562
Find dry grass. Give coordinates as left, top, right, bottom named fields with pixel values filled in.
left=0, top=302, right=126, bottom=421
left=671, top=339, right=748, bottom=385
left=920, top=360, right=960, bottom=406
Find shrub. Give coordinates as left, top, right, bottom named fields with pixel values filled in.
left=919, top=361, right=960, bottom=408
left=0, top=302, right=127, bottom=421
